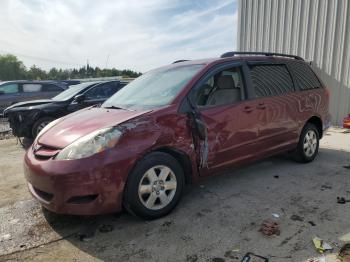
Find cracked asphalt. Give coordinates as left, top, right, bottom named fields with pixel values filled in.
left=0, top=128, right=350, bottom=262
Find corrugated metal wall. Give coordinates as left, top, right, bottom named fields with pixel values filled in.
left=238, top=0, right=350, bottom=125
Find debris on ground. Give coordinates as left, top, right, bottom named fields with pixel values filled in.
left=273, top=175, right=279, bottom=179
left=98, top=224, right=114, bottom=233
left=241, top=252, right=269, bottom=261
left=162, top=221, right=173, bottom=227
left=308, top=221, right=316, bottom=226
left=343, top=165, right=350, bottom=169
left=272, top=213, right=280, bottom=218
left=77, top=218, right=99, bottom=242
left=77, top=232, right=94, bottom=242
left=290, top=214, right=304, bottom=221
left=321, top=184, right=332, bottom=191
left=186, top=254, right=198, bottom=262
left=211, top=257, right=225, bottom=262
left=337, top=197, right=350, bottom=204
left=312, top=237, right=333, bottom=253
left=338, top=243, right=350, bottom=261
left=224, top=247, right=240, bottom=259
left=306, top=257, right=325, bottom=262
left=0, top=234, right=11, bottom=241
left=259, top=218, right=280, bottom=236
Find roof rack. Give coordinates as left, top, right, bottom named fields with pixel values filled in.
left=172, top=60, right=189, bottom=64
left=220, top=51, right=304, bottom=61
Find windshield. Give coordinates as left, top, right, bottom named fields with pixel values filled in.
left=52, top=82, right=96, bottom=101
left=102, top=64, right=203, bottom=109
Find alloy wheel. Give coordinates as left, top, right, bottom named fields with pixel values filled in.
left=303, top=130, right=317, bottom=157
left=138, top=165, right=177, bottom=210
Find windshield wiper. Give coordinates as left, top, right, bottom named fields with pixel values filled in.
left=103, top=105, right=133, bottom=111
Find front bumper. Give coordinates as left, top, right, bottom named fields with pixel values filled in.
left=24, top=146, right=133, bottom=216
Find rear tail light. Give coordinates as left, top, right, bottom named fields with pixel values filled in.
left=324, top=87, right=330, bottom=99
left=344, top=115, right=350, bottom=129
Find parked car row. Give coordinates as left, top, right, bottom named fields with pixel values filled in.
left=0, top=80, right=67, bottom=115
left=23, top=52, right=331, bottom=219
left=4, top=80, right=127, bottom=138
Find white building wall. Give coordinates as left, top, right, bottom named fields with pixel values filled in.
left=238, top=0, right=350, bottom=125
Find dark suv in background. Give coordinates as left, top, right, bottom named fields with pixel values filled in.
left=4, top=80, right=127, bottom=138
left=0, top=80, right=66, bottom=115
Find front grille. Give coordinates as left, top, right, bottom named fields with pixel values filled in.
left=33, top=186, right=54, bottom=202
left=33, top=143, right=61, bottom=160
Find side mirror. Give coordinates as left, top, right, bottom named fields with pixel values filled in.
left=74, top=94, right=85, bottom=103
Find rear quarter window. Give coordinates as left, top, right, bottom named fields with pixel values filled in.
left=249, top=64, right=294, bottom=97
left=288, top=61, right=322, bottom=90
left=23, top=84, right=42, bottom=92
left=0, top=83, right=19, bottom=94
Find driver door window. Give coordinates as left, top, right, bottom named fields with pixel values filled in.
left=84, top=82, right=116, bottom=100
left=195, top=67, right=244, bottom=107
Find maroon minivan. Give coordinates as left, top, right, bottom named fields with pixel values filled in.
left=24, top=52, right=331, bottom=219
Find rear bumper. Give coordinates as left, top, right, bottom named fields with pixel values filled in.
left=323, top=113, right=332, bottom=133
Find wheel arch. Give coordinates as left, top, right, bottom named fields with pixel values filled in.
left=306, top=116, right=323, bottom=138
left=155, top=147, right=193, bottom=185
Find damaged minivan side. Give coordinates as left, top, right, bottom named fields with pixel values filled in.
left=24, top=52, right=331, bottom=219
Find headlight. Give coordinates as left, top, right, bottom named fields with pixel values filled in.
left=36, top=118, right=61, bottom=140
left=55, top=127, right=122, bottom=160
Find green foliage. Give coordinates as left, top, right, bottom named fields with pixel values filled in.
left=0, top=54, right=141, bottom=81
left=0, top=54, right=27, bottom=80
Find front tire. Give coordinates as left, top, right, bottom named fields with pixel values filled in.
left=123, top=152, right=184, bottom=219
left=294, top=123, right=320, bottom=163
left=32, top=117, right=55, bottom=138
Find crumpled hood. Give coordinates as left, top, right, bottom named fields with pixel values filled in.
left=38, top=107, right=151, bottom=148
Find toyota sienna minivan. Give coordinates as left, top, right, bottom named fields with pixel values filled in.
left=24, top=52, right=331, bottom=219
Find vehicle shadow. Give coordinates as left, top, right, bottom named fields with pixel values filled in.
left=41, top=147, right=350, bottom=261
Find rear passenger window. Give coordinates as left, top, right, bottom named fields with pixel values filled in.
left=288, top=61, right=322, bottom=90
left=250, top=65, right=294, bottom=97
left=23, top=84, right=42, bottom=92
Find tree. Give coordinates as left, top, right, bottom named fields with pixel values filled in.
left=0, top=54, right=142, bottom=81
left=0, top=54, right=27, bottom=80
left=26, top=65, right=47, bottom=80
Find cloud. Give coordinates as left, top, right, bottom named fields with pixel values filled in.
left=0, top=0, right=237, bottom=72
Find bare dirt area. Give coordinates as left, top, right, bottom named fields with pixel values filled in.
left=0, top=138, right=27, bottom=208
left=1, top=128, right=350, bottom=262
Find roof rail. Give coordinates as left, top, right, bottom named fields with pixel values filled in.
left=220, top=51, right=304, bottom=61
left=172, top=60, right=189, bottom=64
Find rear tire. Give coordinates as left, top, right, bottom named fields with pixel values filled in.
left=32, top=117, right=55, bottom=138
left=294, top=123, right=320, bottom=163
left=123, top=152, right=184, bottom=220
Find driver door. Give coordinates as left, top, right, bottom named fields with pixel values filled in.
left=190, top=63, right=262, bottom=176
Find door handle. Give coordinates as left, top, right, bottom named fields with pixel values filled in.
left=256, top=102, right=266, bottom=110
left=243, top=106, right=254, bottom=113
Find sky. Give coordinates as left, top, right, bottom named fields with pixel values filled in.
left=0, top=0, right=238, bottom=72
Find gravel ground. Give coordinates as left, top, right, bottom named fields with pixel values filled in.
left=0, top=128, right=350, bottom=262
left=0, top=118, right=12, bottom=140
